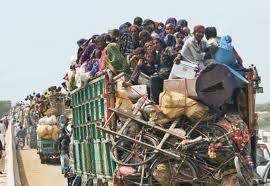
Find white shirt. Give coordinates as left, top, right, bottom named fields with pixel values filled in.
left=181, top=36, right=207, bottom=63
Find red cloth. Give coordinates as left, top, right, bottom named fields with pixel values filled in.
left=98, top=48, right=107, bottom=73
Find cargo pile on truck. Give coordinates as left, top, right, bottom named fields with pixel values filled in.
left=60, top=17, right=265, bottom=185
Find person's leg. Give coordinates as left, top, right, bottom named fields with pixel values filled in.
left=150, top=76, right=164, bottom=104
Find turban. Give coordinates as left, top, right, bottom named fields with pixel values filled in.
left=193, top=25, right=205, bottom=33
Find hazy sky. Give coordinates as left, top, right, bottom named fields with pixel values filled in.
left=0, top=0, right=269, bottom=104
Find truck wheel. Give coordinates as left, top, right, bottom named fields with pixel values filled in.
left=41, top=158, right=46, bottom=164
left=40, top=154, right=46, bottom=164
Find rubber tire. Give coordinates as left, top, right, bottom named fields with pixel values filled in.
left=148, top=157, right=199, bottom=186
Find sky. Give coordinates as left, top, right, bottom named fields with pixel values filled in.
left=0, top=0, right=269, bottom=104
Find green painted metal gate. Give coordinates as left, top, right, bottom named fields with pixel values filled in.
left=71, top=73, right=116, bottom=185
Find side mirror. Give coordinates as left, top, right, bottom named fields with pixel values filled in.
left=257, top=87, right=264, bottom=94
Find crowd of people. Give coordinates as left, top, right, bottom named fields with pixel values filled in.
left=62, top=17, right=245, bottom=103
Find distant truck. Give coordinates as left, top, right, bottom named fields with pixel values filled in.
left=37, top=138, right=60, bottom=164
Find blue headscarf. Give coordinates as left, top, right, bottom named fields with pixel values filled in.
left=219, top=35, right=233, bottom=50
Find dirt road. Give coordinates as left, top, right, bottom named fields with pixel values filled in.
left=17, top=149, right=66, bottom=186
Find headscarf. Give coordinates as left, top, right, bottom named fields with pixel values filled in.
left=176, top=19, right=188, bottom=32
left=177, top=19, right=188, bottom=28
left=165, top=17, right=177, bottom=27
left=119, top=22, right=131, bottom=34
left=105, top=43, right=129, bottom=74
left=101, top=33, right=112, bottom=43
left=143, top=19, right=155, bottom=26
left=79, top=43, right=96, bottom=64
left=142, top=19, right=155, bottom=32
left=219, top=35, right=233, bottom=50
left=193, top=25, right=205, bottom=33
left=77, top=38, right=87, bottom=47
left=133, top=17, right=143, bottom=27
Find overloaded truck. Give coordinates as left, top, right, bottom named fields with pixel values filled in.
left=68, top=64, right=267, bottom=186
left=36, top=112, right=61, bottom=164
left=36, top=92, right=66, bottom=164
left=37, top=138, right=60, bottom=164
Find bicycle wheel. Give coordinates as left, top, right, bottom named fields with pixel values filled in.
left=149, top=157, right=198, bottom=186
left=111, top=134, right=158, bottom=167
left=189, top=124, right=236, bottom=165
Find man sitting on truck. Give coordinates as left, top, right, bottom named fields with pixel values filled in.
left=181, top=25, right=211, bottom=68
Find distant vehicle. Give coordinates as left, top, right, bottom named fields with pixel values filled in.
left=256, top=143, right=270, bottom=185
left=37, top=139, right=60, bottom=164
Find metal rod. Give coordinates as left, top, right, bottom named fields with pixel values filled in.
left=103, top=112, right=115, bottom=127
left=96, top=125, right=181, bottom=159
left=156, top=120, right=178, bottom=149
left=109, top=108, right=185, bottom=140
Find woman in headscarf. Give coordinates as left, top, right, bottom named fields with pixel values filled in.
left=102, top=43, right=130, bottom=75
left=213, top=35, right=245, bottom=75
left=78, top=41, right=96, bottom=65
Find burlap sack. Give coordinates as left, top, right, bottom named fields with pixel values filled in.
left=159, top=90, right=209, bottom=120
left=37, top=125, right=53, bottom=139
left=51, top=125, right=60, bottom=141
